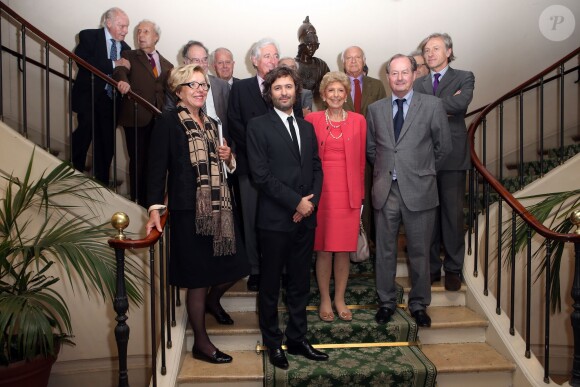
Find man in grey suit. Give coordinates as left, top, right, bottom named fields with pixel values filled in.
left=414, top=33, right=475, bottom=291
left=367, top=54, right=451, bottom=327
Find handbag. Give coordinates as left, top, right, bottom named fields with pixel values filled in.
left=350, top=218, right=369, bottom=263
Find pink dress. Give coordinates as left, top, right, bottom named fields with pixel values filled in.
left=314, top=133, right=359, bottom=251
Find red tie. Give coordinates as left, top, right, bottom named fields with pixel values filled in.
left=354, top=78, right=362, bottom=113
left=148, top=53, right=159, bottom=78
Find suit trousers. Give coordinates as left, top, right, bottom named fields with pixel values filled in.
left=258, top=225, right=313, bottom=349
left=375, top=181, right=435, bottom=313
left=123, top=121, right=154, bottom=205
left=430, top=170, right=467, bottom=275
left=72, top=92, right=116, bottom=185
left=238, top=174, right=260, bottom=274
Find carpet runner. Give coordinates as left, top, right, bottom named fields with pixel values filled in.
left=266, top=258, right=437, bottom=387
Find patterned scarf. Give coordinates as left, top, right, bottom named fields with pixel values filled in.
left=177, top=104, right=235, bottom=256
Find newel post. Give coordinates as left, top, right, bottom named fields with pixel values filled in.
left=110, top=212, right=131, bottom=387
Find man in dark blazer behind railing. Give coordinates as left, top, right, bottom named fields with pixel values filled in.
left=113, top=19, right=173, bottom=205
left=71, top=7, right=131, bottom=185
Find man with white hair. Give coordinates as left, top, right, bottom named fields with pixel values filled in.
left=113, top=19, right=173, bottom=205
left=228, top=38, right=303, bottom=291
left=71, top=7, right=131, bottom=185
left=210, top=47, right=238, bottom=87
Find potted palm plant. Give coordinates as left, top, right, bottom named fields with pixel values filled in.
left=0, top=151, right=144, bottom=386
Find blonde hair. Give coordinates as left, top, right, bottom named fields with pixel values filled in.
left=319, top=71, right=351, bottom=97
left=167, top=64, right=209, bottom=95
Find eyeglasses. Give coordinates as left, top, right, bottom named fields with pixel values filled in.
left=186, top=57, right=208, bottom=64
left=417, top=63, right=427, bottom=68
left=180, top=81, right=210, bottom=91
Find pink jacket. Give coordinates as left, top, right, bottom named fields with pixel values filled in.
left=305, top=111, right=366, bottom=209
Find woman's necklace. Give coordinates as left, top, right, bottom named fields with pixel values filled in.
left=325, top=109, right=346, bottom=139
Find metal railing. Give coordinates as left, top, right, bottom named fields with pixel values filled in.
left=468, top=46, right=580, bottom=384
left=0, top=1, right=161, bottom=199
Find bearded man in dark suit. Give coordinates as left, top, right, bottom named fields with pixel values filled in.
left=247, top=66, right=327, bottom=370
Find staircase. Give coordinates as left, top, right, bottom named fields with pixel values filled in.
left=169, top=246, right=516, bottom=386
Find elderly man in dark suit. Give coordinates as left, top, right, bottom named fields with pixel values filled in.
left=247, top=66, right=327, bottom=370
left=228, top=38, right=303, bottom=291
left=71, top=7, right=131, bottom=185
left=342, top=45, right=387, bottom=252
left=367, top=54, right=451, bottom=327
left=414, top=33, right=475, bottom=291
left=114, top=19, right=173, bottom=205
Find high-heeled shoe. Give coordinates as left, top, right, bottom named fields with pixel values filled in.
left=192, top=346, right=232, bottom=364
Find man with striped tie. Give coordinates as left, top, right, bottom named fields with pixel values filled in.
left=114, top=19, right=174, bottom=205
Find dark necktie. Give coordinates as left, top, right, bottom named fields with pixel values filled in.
left=147, top=53, right=159, bottom=78
left=354, top=78, right=362, bottom=113
left=393, top=98, right=406, bottom=142
left=433, top=73, right=441, bottom=95
left=106, top=39, right=117, bottom=98
left=287, top=116, right=300, bottom=155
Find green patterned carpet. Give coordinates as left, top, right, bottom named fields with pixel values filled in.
left=264, top=346, right=436, bottom=387
left=267, top=255, right=436, bottom=387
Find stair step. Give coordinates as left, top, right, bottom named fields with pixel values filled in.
left=422, top=342, right=515, bottom=387
left=397, top=276, right=466, bottom=307
left=177, top=350, right=262, bottom=387
left=415, top=306, right=488, bottom=344
left=186, top=311, right=260, bottom=351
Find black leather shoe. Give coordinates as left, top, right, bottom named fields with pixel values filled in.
left=206, top=306, right=234, bottom=325
left=444, top=272, right=462, bottom=291
left=430, top=272, right=441, bottom=284
left=247, top=274, right=260, bottom=291
left=192, top=347, right=232, bottom=364
left=286, top=339, right=329, bottom=361
left=268, top=347, right=289, bottom=369
left=375, top=307, right=394, bottom=325
left=411, top=309, right=432, bottom=327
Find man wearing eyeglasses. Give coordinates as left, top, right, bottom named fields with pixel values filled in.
left=411, top=49, right=430, bottom=78
left=210, top=47, right=238, bottom=88
left=180, top=41, right=230, bottom=138
left=342, top=45, right=387, bottom=256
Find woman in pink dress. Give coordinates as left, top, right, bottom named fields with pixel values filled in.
left=305, top=71, right=366, bottom=322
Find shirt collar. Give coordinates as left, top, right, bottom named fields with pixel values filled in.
left=391, top=90, right=414, bottom=105
left=274, top=107, right=295, bottom=123
left=431, top=65, right=449, bottom=79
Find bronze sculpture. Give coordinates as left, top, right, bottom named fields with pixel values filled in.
left=295, top=16, right=330, bottom=103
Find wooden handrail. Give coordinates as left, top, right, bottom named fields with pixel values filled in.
left=468, top=46, right=580, bottom=243
left=0, top=1, right=161, bottom=116
left=108, top=210, right=168, bottom=249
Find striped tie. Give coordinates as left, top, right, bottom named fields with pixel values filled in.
left=148, top=53, right=159, bottom=78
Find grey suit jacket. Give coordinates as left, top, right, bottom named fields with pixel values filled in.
left=207, top=74, right=230, bottom=138
left=344, top=75, right=386, bottom=117
left=414, top=68, right=475, bottom=170
left=366, top=93, right=452, bottom=212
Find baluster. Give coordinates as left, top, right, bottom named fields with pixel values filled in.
left=21, top=25, right=27, bottom=137
left=496, top=196, right=503, bottom=314
left=558, top=64, right=565, bottom=163
left=149, top=244, right=157, bottom=387
left=159, top=233, right=167, bottom=375
left=569, top=211, right=580, bottom=385
left=484, top=179, right=489, bottom=296
left=539, top=77, right=545, bottom=176
left=474, top=170, right=479, bottom=278
left=45, top=41, right=51, bottom=152
left=525, top=226, right=532, bottom=357
left=544, top=239, right=551, bottom=383
left=518, top=90, right=524, bottom=188
left=510, top=212, right=516, bottom=334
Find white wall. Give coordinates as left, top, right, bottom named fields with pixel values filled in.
left=5, top=0, right=580, bottom=111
